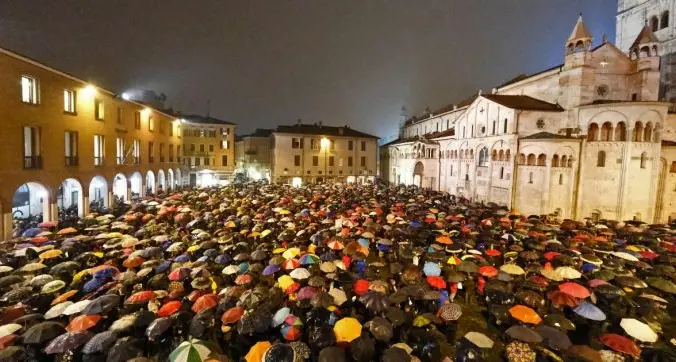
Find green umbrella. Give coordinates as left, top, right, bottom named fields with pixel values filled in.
left=646, top=277, right=676, bottom=294
left=169, top=339, right=211, bottom=362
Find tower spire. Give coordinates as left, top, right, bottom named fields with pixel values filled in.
left=566, top=14, right=593, bottom=54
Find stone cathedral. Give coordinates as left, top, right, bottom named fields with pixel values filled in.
left=380, top=16, right=676, bottom=224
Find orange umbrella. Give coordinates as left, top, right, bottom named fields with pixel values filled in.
left=56, top=227, right=78, bottom=235
left=192, top=294, right=218, bottom=313
left=157, top=301, right=182, bottom=317
left=435, top=236, right=452, bottom=245
left=123, top=256, right=145, bottom=269
left=126, top=291, right=155, bottom=304
left=479, top=266, right=498, bottom=278
left=221, top=306, right=245, bottom=324
left=508, top=305, right=542, bottom=324
left=51, top=290, right=78, bottom=305
left=67, top=314, right=102, bottom=332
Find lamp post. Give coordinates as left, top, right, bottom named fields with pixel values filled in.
left=320, top=137, right=330, bottom=183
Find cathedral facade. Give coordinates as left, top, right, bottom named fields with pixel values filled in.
left=380, top=16, right=676, bottom=224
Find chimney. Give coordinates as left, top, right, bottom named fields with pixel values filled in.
left=453, top=105, right=457, bottom=110
left=318, top=121, right=323, bottom=127
left=491, top=88, right=497, bottom=94
left=478, top=89, right=482, bottom=96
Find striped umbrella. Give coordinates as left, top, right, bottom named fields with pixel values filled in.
left=169, top=339, right=211, bottom=362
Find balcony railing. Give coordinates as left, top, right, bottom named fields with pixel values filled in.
left=65, top=156, right=78, bottom=167
left=183, top=150, right=211, bottom=157
left=94, top=156, right=104, bottom=167
left=24, top=156, right=42, bottom=169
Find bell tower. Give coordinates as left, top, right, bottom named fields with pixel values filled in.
left=559, top=15, right=594, bottom=110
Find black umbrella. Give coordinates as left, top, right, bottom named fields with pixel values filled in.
left=365, top=316, right=393, bottom=341
left=83, top=294, right=120, bottom=315
left=308, top=325, right=336, bottom=350
left=146, top=317, right=173, bottom=341
left=106, top=336, right=143, bottom=362
left=44, top=331, right=93, bottom=354
left=319, top=346, right=345, bottom=362
left=382, top=346, right=412, bottom=362
left=21, top=321, right=65, bottom=344
left=264, top=343, right=294, bottom=362
left=535, top=325, right=572, bottom=351
left=360, top=291, right=389, bottom=313
left=0, top=275, right=24, bottom=289
left=82, top=331, right=117, bottom=354
left=349, top=336, right=376, bottom=362
left=505, top=325, right=543, bottom=343
left=0, top=346, right=25, bottom=361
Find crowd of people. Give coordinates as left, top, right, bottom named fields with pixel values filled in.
left=0, top=181, right=674, bottom=361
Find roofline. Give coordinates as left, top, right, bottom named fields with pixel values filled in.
left=519, top=137, right=581, bottom=142
left=271, top=130, right=379, bottom=139
left=496, top=66, right=562, bottom=92
left=0, top=46, right=179, bottom=121
left=576, top=101, right=673, bottom=109
left=408, top=105, right=470, bottom=125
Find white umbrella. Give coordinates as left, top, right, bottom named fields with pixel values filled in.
left=464, top=331, right=494, bottom=348
left=222, top=265, right=238, bottom=275
left=328, top=287, right=347, bottom=306
left=611, top=252, right=639, bottom=262
left=45, top=302, right=73, bottom=319
left=63, top=300, right=91, bottom=316
left=289, top=268, right=311, bottom=280
left=0, top=323, right=21, bottom=338
left=620, top=318, right=658, bottom=343
left=555, top=266, right=581, bottom=279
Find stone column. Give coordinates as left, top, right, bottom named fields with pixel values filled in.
left=83, top=196, right=90, bottom=215
left=2, top=212, right=12, bottom=240
left=617, top=127, right=633, bottom=219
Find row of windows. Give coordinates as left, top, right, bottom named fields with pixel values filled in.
left=596, top=151, right=648, bottom=168
left=458, top=118, right=509, bottom=139
left=291, top=138, right=367, bottom=151
left=183, top=155, right=229, bottom=167
left=184, top=128, right=230, bottom=138
left=587, top=121, right=657, bottom=142
left=23, top=126, right=179, bottom=169
left=21, top=76, right=177, bottom=136
left=517, top=153, right=575, bottom=167
left=293, top=155, right=367, bottom=167
left=186, top=141, right=230, bottom=153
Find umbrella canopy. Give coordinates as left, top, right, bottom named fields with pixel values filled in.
left=573, top=301, right=606, bottom=321
left=464, top=331, right=494, bottom=349
left=508, top=305, right=542, bottom=324
left=505, top=325, right=543, bottom=343
left=620, top=318, right=658, bottom=343
left=22, top=321, right=65, bottom=344
left=44, top=331, right=92, bottom=354
left=599, top=333, right=641, bottom=357
left=334, top=317, right=361, bottom=343
left=169, top=338, right=211, bottom=362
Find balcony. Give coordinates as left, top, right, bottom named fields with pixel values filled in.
left=24, top=156, right=42, bottom=169
left=94, top=156, right=104, bottom=167
left=184, top=150, right=211, bottom=157
left=65, top=156, right=78, bottom=167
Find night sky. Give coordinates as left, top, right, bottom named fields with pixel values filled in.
left=0, top=0, right=617, bottom=140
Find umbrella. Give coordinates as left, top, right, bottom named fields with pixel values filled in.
left=192, top=294, right=218, bottom=313
left=63, top=300, right=91, bottom=316
left=555, top=266, right=582, bottom=279
left=22, top=321, right=65, bottom=344
left=158, top=301, right=183, bottom=317
left=246, top=341, right=272, bottom=362
left=646, top=277, right=676, bottom=294
left=44, top=331, right=92, bottom=354
left=558, top=282, right=590, bottom=299
left=500, top=264, right=525, bottom=275
left=82, top=294, right=120, bottom=315
left=169, top=338, right=211, bottom=362
left=573, top=301, right=606, bottom=321
left=620, top=318, right=658, bottom=343
left=45, top=302, right=73, bottom=319
left=438, top=303, right=462, bottom=321
left=67, top=314, right=101, bottom=332
left=107, top=336, right=144, bottom=362
left=535, top=325, right=572, bottom=351
left=147, top=317, right=173, bottom=341
left=0, top=346, right=25, bottom=361
left=334, top=317, right=361, bottom=343
left=599, top=333, right=641, bottom=356
left=464, top=331, right=494, bottom=348
left=508, top=305, right=542, bottom=324
left=109, top=314, right=137, bottom=332
left=365, top=316, right=393, bottom=341
left=478, top=265, right=498, bottom=277
left=543, top=314, right=575, bottom=331
left=505, top=325, right=543, bottom=343
left=547, top=290, right=580, bottom=308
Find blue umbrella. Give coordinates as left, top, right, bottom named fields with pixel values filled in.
left=377, top=244, right=390, bottom=252
left=237, top=262, right=249, bottom=274
left=439, top=290, right=449, bottom=305
left=174, top=254, right=190, bottom=263
left=423, top=262, right=441, bottom=277
left=215, top=255, right=230, bottom=265
left=263, top=264, right=280, bottom=276
left=155, top=261, right=170, bottom=273
left=22, top=228, right=43, bottom=237
left=573, top=301, right=606, bottom=321
left=320, top=252, right=335, bottom=261
left=93, top=267, right=116, bottom=280
left=357, top=238, right=369, bottom=248
left=410, top=221, right=422, bottom=228
left=84, top=278, right=103, bottom=293
left=582, top=263, right=599, bottom=273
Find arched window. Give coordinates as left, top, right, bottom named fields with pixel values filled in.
left=670, top=161, right=676, bottom=173
left=470, top=149, right=474, bottom=159
left=601, top=122, right=613, bottom=141
left=500, top=167, right=504, bottom=179
left=633, top=122, right=644, bottom=142
left=558, top=174, right=563, bottom=185
left=498, top=150, right=505, bottom=161
left=588, top=123, right=599, bottom=141
left=567, top=156, right=573, bottom=168
left=597, top=151, right=606, bottom=167
left=505, top=150, right=511, bottom=161
left=518, top=153, right=526, bottom=165
left=478, top=147, right=489, bottom=167
left=651, top=15, right=659, bottom=32
left=491, top=149, right=498, bottom=161
left=450, top=165, right=453, bottom=176
left=528, top=172, right=533, bottom=184
left=644, top=122, right=653, bottom=142
left=653, top=45, right=659, bottom=56
left=504, top=118, right=508, bottom=133
left=640, top=152, right=647, bottom=168
left=527, top=154, right=536, bottom=166
left=615, top=122, right=627, bottom=141
left=561, top=155, right=567, bottom=167
left=640, top=46, right=651, bottom=57
left=537, top=154, right=546, bottom=166
left=662, top=11, right=669, bottom=29
left=552, top=154, right=560, bottom=167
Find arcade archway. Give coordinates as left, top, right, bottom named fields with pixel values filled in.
left=12, top=182, right=51, bottom=230
left=113, top=173, right=128, bottom=202
left=89, top=176, right=109, bottom=212
left=146, top=170, right=156, bottom=195
left=57, top=178, right=84, bottom=219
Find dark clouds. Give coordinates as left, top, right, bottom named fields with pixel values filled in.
left=0, top=0, right=616, bottom=138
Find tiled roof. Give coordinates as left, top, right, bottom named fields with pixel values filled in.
left=630, top=25, right=660, bottom=49
left=482, top=95, right=564, bottom=112
left=273, top=124, right=378, bottom=139
left=520, top=132, right=576, bottom=140
left=430, top=128, right=455, bottom=139
left=496, top=64, right=562, bottom=89
left=182, top=114, right=236, bottom=125
left=568, top=15, right=593, bottom=42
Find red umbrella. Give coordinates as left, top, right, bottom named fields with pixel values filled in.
left=427, top=276, right=447, bottom=289
left=192, top=294, right=218, bottom=313
left=479, top=266, right=498, bottom=278
left=168, top=267, right=191, bottom=281
left=599, top=333, right=641, bottom=356
left=547, top=290, right=580, bottom=308
left=485, top=249, right=501, bottom=257
left=235, top=274, right=253, bottom=285
left=221, top=306, right=245, bottom=324
left=544, top=252, right=560, bottom=260
left=528, top=276, right=550, bottom=287
left=157, top=300, right=183, bottom=317
left=187, top=290, right=208, bottom=303
left=558, top=282, right=590, bottom=299
left=126, top=291, right=155, bottom=304
left=354, top=279, right=370, bottom=296
left=67, top=314, right=102, bottom=332
left=285, top=282, right=301, bottom=295
left=640, top=251, right=659, bottom=260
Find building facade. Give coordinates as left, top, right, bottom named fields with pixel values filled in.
left=0, top=47, right=185, bottom=239
left=381, top=16, right=676, bottom=224
left=270, top=123, right=378, bottom=185
left=235, top=128, right=273, bottom=181
left=180, top=115, right=236, bottom=187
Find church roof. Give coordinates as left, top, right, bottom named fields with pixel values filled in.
left=630, top=24, right=660, bottom=49
left=568, top=15, right=593, bottom=43
left=481, top=94, right=564, bottom=112
left=520, top=132, right=576, bottom=140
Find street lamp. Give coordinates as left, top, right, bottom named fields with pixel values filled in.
left=320, top=137, right=330, bottom=183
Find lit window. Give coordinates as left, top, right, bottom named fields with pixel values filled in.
left=133, top=139, right=141, bottom=164
left=148, top=116, right=154, bottom=131
left=21, top=76, right=38, bottom=104
left=93, top=135, right=105, bottom=166
left=64, top=89, right=76, bottom=113
left=64, top=131, right=78, bottom=167
left=23, top=126, right=41, bottom=169
left=116, top=137, right=125, bottom=165
left=221, top=140, right=229, bottom=149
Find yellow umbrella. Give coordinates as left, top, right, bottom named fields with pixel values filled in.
left=187, top=245, right=201, bottom=253
left=245, top=341, right=271, bottom=362
left=282, top=248, right=301, bottom=260
left=413, top=315, right=431, bottom=327
left=39, top=250, right=63, bottom=260
left=334, top=317, right=362, bottom=342
left=272, top=247, right=286, bottom=255
left=277, top=275, right=295, bottom=291
left=500, top=264, right=525, bottom=276
left=225, top=221, right=237, bottom=228
left=248, top=231, right=261, bottom=238
left=71, top=269, right=91, bottom=285
left=261, top=230, right=272, bottom=238
left=278, top=209, right=291, bottom=215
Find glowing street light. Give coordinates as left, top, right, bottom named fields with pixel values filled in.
left=320, top=137, right=330, bottom=149
left=82, top=84, right=97, bottom=98
left=121, top=92, right=131, bottom=101
left=320, top=137, right=330, bottom=183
